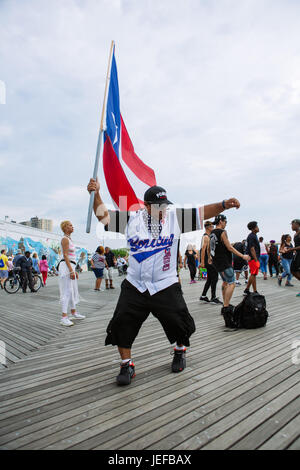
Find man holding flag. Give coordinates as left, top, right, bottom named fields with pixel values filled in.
left=88, top=178, right=241, bottom=385
left=87, top=43, right=242, bottom=385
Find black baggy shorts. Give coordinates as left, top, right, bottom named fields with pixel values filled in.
left=105, top=279, right=196, bottom=349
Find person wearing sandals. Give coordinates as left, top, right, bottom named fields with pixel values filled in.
left=59, top=221, right=85, bottom=326
left=278, top=234, right=294, bottom=287
left=91, top=246, right=105, bottom=291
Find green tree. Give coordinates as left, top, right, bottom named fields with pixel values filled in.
left=112, top=248, right=129, bottom=258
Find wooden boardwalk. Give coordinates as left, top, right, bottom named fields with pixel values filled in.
left=0, top=269, right=299, bottom=450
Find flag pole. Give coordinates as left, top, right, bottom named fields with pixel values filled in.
left=86, top=40, right=115, bottom=233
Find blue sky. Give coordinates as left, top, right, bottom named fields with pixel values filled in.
left=1, top=0, right=300, bottom=250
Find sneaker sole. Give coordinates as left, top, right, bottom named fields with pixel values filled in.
left=117, top=373, right=136, bottom=386
left=172, top=364, right=186, bottom=373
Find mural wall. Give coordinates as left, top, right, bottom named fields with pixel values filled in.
left=0, top=222, right=88, bottom=271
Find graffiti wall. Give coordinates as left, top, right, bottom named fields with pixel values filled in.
left=0, top=221, right=88, bottom=271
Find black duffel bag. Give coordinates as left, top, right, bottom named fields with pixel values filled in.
left=234, top=292, right=268, bottom=329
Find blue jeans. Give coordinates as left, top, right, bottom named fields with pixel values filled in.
left=219, top=266, right=235, bottom=284
left=259, top=254, right=269, bottom=274
left=281, top=258, right=292, bottom=282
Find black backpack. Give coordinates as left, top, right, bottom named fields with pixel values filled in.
left=234, top=293, right=268, bottom=329
left=222, top=306, right=242, bottom=329
left=222, top=293, right=268, bottom=329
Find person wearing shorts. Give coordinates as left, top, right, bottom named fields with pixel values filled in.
left=210, top=215, right=250, bottom=316
left=244, top=221, right=261, bottom=296
left=87, top=177, right=242, bottom=386
left=0, top=249, right=9, bottom=289
left=91, top=246, right=105, bottom=291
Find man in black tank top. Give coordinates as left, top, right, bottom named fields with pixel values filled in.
left=210, top=215, right=250, bottom=314
left=199, top=220, right=221, bottom=304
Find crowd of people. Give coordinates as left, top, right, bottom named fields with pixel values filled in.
left=0, top=249, right=49, bottom=292
left=89, top=246, right=128, bottom=292
left=180, top=219, right=300, bottom=306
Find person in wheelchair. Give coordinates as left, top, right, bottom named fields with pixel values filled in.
left=117, top=256, right=128, bottom=276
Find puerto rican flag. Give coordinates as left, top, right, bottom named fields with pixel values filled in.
left=103, top=47, right=157, bottom=211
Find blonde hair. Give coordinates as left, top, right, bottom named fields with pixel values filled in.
left=60, top=220, right=72, bottom=233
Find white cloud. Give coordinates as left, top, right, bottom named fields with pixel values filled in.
left=0, top=125, right=13, bottom=138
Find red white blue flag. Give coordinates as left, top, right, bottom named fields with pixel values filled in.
left=103, top=47, right=157, bottom=211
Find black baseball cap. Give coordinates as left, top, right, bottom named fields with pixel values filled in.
left=144, top=186, right=173, bottom=205
left=213, top=214, right=227, bottom=224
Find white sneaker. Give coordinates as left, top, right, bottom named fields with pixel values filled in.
left=70, top=312, right=86, bottom=320
left=60, top=316, right=74, bottom=327
left=99, top=288, right=105, bottom=292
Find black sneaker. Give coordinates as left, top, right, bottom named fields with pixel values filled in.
left=243, top=289, right=250, bottom=296
left=171, top=348, right=186, bottom=373
left=210, top=297, right=223, bottom=305
left=200, top=296, right=210, bottom=302
left=116, top=361, right=136, bottom=386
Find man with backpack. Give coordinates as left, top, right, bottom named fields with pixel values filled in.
left=210, top=215, right=250, bottom=316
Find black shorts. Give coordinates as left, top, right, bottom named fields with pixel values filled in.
left=105, top=279, right=196, bottom=349
left=233, top=258, right=248, bottom=272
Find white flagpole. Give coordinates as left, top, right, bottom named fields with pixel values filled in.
left=86, top=40, right=115, bottom=233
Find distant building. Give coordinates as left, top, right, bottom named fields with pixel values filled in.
left=20, top=217, right=53, bottom=232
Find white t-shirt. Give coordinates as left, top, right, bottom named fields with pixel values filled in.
left=259, top=242, right=268, bottom=255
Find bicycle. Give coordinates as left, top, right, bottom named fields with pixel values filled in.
left=4, top=267, right=43, bottom=294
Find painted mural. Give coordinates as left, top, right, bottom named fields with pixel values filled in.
left=0, top=235, right=88, bottom=271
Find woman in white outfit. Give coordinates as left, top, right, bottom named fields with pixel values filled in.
left=59, top=221, right=85, bottom=326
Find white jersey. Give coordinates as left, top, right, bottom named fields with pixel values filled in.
left=105, top=206, right=204, bottom=296
left=126, top=208, right=180, bottom=295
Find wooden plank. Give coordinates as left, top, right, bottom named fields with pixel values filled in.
left=259, top=413, right=300, bottom=450
left=0, top=270, right=299, bottom=451
left=230, top=398, right=300, bottom=449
